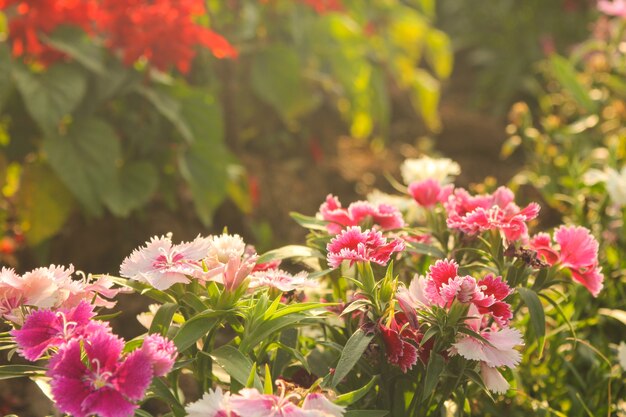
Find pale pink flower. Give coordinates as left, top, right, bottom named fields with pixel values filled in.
left=408, top=179, right=453, bottom=208
left=120, top=234, right=211, bottom=290
left=141, top=334, right=177, bottom=377
left=318, top=194, right=405, bottom=234
left=451, top=326, right=523, bottom=368
left=326, top=227, right=405, bottom=269
left=598, top=0, right=626, bottom=17
left=48, top=330, right=155, bottom=417
left=396, top=275, right=430, bottom=327
left=248, top=269, right=316, bottom=292
left=11, top=301, right=110, bottom=361
left=60, top=274, right=127, bottom=310
left=230, top=388, right=345, bottom=417
left=0, top=267, right=25, bottom=322
left=205, top=234, right=258, bottom=291
left=301, top=393, right=345, bottom=417
left=19, top=265, right=72, bottom=308
left=445, top=186, right=540, bottom=241
left=529, top=226, right=604, bottom=297
left=185, top=387, right=237, bottom=417
left=479, top=363, right=510, bottom=395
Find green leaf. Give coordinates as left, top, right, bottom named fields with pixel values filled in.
left=172, top=312, right=222, bottom=352
left=16, top=162, right=74, bottom=245
left=330, top=328, right=374, bottom=388
left=42, top=25, right=105, bottom=73
left=425, top=29, right=452, bottom=79
left=42, top=117, right=120, bottom=215
left=343, top=411, right=388, bottom=417
left=405, top=241, right=445, bottom=259
left=0, top=43, right=12, bottom=111
left=335, top=375, right=379, bottom=406
left=175, top=86, right=230, bottom=226
left=134, top=410, right=154, bottom=417
left=0, top=364, right=47, bottom=379
left=13, top=63, right=87, bottom=133
left=149, top=303, right=179, bottom=336
left=250, top=43, right=319, bottom=124
left=422, top=353, right=445, bottom=400
left=517, top=287, right=546, bottom=356
left=240, top=314, right=312, bottom=353
left=289, top=212, right=329, bottom=231
left=150, top=378, right=186, bottom=417
left=549, top=55, right=597, bottom=113
left=136, top=85, right=194, bottom=143
left=210, top=345, right=263, bottom=391
left=257, top=245, right=324, bottom=265
left=264, top=363, right=273, bottom=394
left=103, top=161, right=159, bottom=217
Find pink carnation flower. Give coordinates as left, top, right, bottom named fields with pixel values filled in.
left=185, top=387, right=236, bottom=417
left=141, top=334, right=177, bottom=377
left=248, top=269, right=316, bottom=292
left=529, top=225, right=604, bottom=297
left=11, top=301, right=109, bottom=361
left=318, top=194, right=405, bottom=234
left=598, top=0, right=626, bottom=17
left=120, top=234, right=212, bottom=290
left=421, top=260, right=513, bottom=326
left=48, top=330, right=155, bottom=417
left=407, top=179, right=453, bottom=208
left=205, top=234, right=258, bottom=291
left=326, top=227, right=405, bottom=269
left=445, top=186, right=540, bottom=241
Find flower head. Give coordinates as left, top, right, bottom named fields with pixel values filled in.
left=249, top=269, right=316, bottom=293
left=598, top=0, right=626, bottom=17
left=120, top=234, right=211, bottom=290
left=379, top=313, right=423, bottom=373
left=141, top=334, right=177, bottom=377
left=205, top=234, right=258, bottom=291
left=408, top=179, right=453, bottom=208
left=400, top=156, right=460, bottom=185
left=326, top=227, right=405, bottom=269
left=48, top=330, right=154, bottom=417
left=318, top=195, right=405, bottom=235
left=11, top=301, right=109, bottom=361
left=185, top=387, right=236, bottom=417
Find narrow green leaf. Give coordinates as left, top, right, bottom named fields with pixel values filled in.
left=405, top=241, right=445, bottom=259
left=335, top=375, right=379, bottom=406
left=549, top=55, right=597, bottom=113
left=422, top=353, right=445, bottom=400
left=330, top=328, right=374, bottom=388
left=289, top=212, right=329, bottom=231
left=257, top=245, right=324, bottom=265
left=149, top=303, right=179, bottom=336
left=210, top=345, right=263, bottom=391
left=264, top=364, right=273, bottom=394
left=172, top=310, right=222, bottom=352
left=150, top=378, right=186, bottom=417
left=517, top=287, right=546, bottom=357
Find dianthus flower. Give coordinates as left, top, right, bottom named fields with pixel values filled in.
left=598, top=0, right=626, bottom=17
left=141, top=334, right=177, bottom=377
left=529, top=225, right=604, bottom=297
left=11, top=301, right=109, bottom=361
left=414, top=260, right=512, bottom=326
left=120, top=234, right=212, bottom=290
left=205, top=233, right=258, bottom=291
left=318, top=194, right=405, bottom=235
left=248, top=268, right=315, bottom=292
left=400, top=156, right=460, bottom=185
left=407, top=179, right=453, bottom=208
left=379, top=312, right=423, bottom=373
left=326, top=227, right=405, bottom=269
left=97, top=0, right=237, bottom=73
left=0, top=0, right=97, bottom=64
left=445, top=186, right=540, bottom=241
left=48, top=330, right=155, bottom=417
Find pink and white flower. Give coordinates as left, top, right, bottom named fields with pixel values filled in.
left=529, top=225, right=604, bottom=297
left=120, top=234, right=211, bottom=290
left=400, top=156, right=460, bottom=185
left=598, top=0, right=626, bottom=17
left=185, top=387, right=236, bottom=417
left=445, top=186, right=540, bottom=241
left=248, top=269, right=316, bottom=292
left=205, top=234, right=258, bottom=291
left=326, top=227, right=405, bottom=269
left=318, top=195, right=405, bottom=235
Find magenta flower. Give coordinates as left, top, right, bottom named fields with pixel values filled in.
left=407, top=179, right=453, bottom=208
left=326, top=227, right=405, bottom=269
left=248, top=269, right=316, bottom=293
left=598, top=0, right=626, bottom=17
left=318, top=194, right=405, bottom=234
left=141, top=334, right=177, bottom=377
left=11, top=301, right=109, bottom=361
left=120, top=234, right=212, bottom=290
left=48, top=330, right=154, bottom=417
left=529, top=225, right=604, bottom=297
left=445, top=186, right=540, bottom=241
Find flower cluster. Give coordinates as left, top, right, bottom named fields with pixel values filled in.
left=0, top=0, right=237, bottom=70
left=0, top=265, right=122, bottom=324
left=326, top=226, right=405, bottom=269
left=186, top=385, right=345, bottom=417
left=318, top=194, right=405, bottom=234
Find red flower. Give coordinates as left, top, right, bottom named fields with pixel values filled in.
left=97, top=0, right=237, bottom=73
left=299, top=0, right=343, bottom=13
left=379, top=313, right=423, bottom=373
left=1, top=0, right=97, bottom=64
